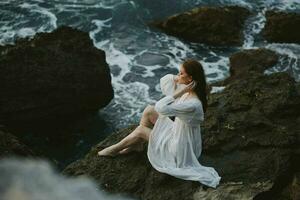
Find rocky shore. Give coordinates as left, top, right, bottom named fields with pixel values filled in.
left=1, top=6, right=300, bottom=200
left=62, top=48, right=300, bottom=200
left=149, top=6, right=300, bottom=46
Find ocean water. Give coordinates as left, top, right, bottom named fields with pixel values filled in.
left=1, top=0, right=300, bottom=168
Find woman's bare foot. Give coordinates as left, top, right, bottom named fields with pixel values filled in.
left=118, top=142, right=144, bottom=155
left=118, top=147, right=132, bottom=155
left=97, top=145, right=119, bottom=157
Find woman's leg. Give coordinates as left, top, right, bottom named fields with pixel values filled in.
left=98, top=105, right=158, bottom=156
left=118, top=105, right=159, bottom=154
left=136, top=104, right=159, bottom=141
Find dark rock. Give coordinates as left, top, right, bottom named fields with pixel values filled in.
left=131, top=65, right=147, bottom=74
left=262, top=10, right=300, bottom=44
left=63, top=72, right=300, bottom=199
left=229, top=48, right=278, bottom=77
left=135, top=52, right=169, bottom=66
left=211, top=48, right=279, bottom=87
left=202, top=72, right=299, bottom=181
left=148, top=6, right=251, bottom=46
left=0, top=25, right=113, bottom=128
left=63, top=125, right=200, bottom=200
left=272, top=172, right=300, bottom=200
left=0, top=125, right=35, bottom=157
left=110, top=64, right=122, bottom=77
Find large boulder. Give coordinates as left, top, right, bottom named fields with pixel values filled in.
left=63, top=71, right=300, bottom=199
left=202, top=72, right=299, bottom=183
left=211, top=48, right=279, bottom=87
left=148, top=6, right=251, bottom=46
left=0, top=25, right=113, bottom=128
left=262, top=10, right=300, bottom=44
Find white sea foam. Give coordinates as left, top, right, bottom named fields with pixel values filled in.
left=1, top=0, right=299, bottom=128
left=16, top=27, right=37, bottom=38
left=243, top=9, right=266, bottom=49
left=211, top=86, right=226, bottom=94
left=202, top=55, right=230, bottom=83
left=264, top=43, right=300, bottom=82
left=219, top=0, right=253, bottom=9
left=89, top=18, right=112, bottom=44
left=0, top=25, right=37, bottom=45
left=263, top=0, right=300, bottom=11
left=19, top=2, right=57, bottom=31
left=94, top=40, right=155, bottom=127
left=216, top=0, right=300, bottom=11
left=0, top=1, right=57, bottom=44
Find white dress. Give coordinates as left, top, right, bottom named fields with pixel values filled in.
left=147, top=74, right=222, bottom=188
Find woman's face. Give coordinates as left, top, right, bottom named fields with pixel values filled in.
left=177, top=64, right=193, bottom=85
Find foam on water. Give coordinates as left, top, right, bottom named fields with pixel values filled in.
left=243, top=0, right=300, bottom=49
left=211, top=86, right=226, bottom=94
left=264, top=0, right=300, bottom=11
left=94, top=40, right=156, bottom=127
left=88, top=13, right=218, bottom=127
left=202, top=55, right=230, bottom=83
left=89, top=18, right=112, bottom=42
left=218, top=0, right=253, bottom=9
left=0, top=1, right=57, bottom=44
left=216, top=0, right=300, bottom=11
left=18, top=2, right=57, bottom=31
left=243, top=10, right=266, bottom=49
left=0, top=0, right=300, bottom=129
left=241, top=1, right=300, bottom=83
left=265, top=43, right=300, bottom=81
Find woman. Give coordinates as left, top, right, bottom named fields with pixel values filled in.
left=98, top=59, right=221, bottom=188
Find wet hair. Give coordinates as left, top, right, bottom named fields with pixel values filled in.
left=182, top=59, right=208, bottom=114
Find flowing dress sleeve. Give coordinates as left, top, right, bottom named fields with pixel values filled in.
left=154, top=95, right=196, bottom=125
left=160, top=74, right=177, bottom=96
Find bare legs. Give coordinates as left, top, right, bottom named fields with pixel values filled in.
left=97, top=105, right=159, bottom=157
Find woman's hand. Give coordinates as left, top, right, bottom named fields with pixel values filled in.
left=173, top=80, right=197, bottom=99
left=173, top=74, right=179, bottom=84
left=172, top=74, right=179, bottom=91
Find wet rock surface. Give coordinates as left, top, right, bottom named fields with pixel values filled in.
left=63, top=69, right=300, bottom=199
left=211, top=48, right=279, bottom=87
left=0, top=25, right=113, bottom=129
left=262, top=10, right=300, bottom=44
left=0, top=125, right=36, bottom=158
left=0, top=25, right=114, bottom=170
left=148, top=6, right=251, bottom=46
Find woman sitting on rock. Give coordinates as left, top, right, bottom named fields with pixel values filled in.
left=98, top=59, right=221, bottom=188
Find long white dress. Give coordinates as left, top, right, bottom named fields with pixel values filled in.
left=147, top=73, right=222, bottom=188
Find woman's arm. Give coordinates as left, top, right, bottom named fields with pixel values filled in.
left=154, top=95, right=196, bottom=124
left=160, top=74, right=179, bottom=96
left=173, top=80, right=197, bottom=99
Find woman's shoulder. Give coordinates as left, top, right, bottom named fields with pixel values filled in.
left=182, top=94, right=201, bottom=104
